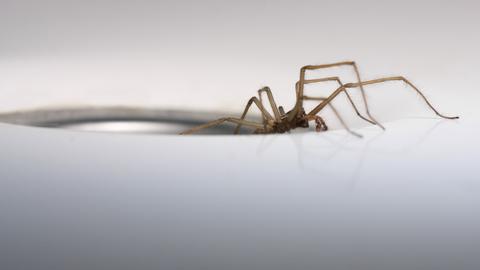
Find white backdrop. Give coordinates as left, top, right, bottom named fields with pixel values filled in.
left=1, top=0, right=477, bottom=124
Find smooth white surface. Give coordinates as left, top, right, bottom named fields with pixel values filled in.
left=0, top=117, right=479, bottom=269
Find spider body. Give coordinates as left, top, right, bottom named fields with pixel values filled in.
left=285, top=109, right=312, bottom=131
left=181, top=61, right=458, bottom=135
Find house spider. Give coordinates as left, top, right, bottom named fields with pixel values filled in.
left=180, top=61, right=458, bottom=136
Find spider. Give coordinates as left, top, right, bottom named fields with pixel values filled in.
left=180, top=61, right=458, bottom=136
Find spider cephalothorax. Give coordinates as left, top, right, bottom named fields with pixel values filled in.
left=293, top=108, right=310, bottom=129
left=181, top=61, right=458, bottom=135
left=269, top=108, right=310, bottom=133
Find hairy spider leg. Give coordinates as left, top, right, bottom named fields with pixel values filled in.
left=307, top=76, right=460, bottom=121
left=258, top=87, right=282, bottom=120
left=294, top=61, right=384, bottom=129
left=233, top=87, right=281, bottom=134
left=180, top=117, right=265, bottom=135
left=298, top=76, right=377, bottom=126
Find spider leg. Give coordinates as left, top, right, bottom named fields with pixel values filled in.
left=296, top=61, right=384, bottom=129
left=233, top=94, right=276, bottom=134
left=303, top=96, right=363, bottom=137
left=257, top=87, right=282, bottom=121
left=298, top=77, right=377, bottom=127
left=307, top=76, right=459, bottom=121
left=180, top=117, right=266, bottom=135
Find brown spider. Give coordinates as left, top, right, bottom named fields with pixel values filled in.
left=180, top=61, right=458, bottom=136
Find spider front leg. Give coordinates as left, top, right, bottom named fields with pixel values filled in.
left=296, top=61, right=384, bottom=129
left=307, top=76, right=459, bottom=121
left=298, top=76, right=379, bottom=128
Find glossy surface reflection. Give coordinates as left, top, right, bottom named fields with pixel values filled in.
left=1, top=117, right=479, bottom=270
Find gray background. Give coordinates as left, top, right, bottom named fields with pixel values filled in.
left=0, top=0, right=477, bottom=120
